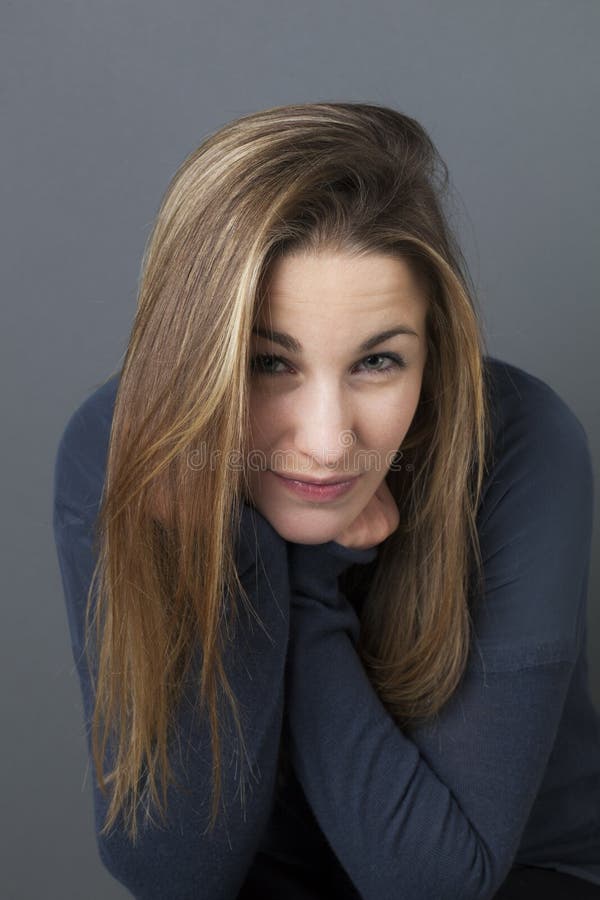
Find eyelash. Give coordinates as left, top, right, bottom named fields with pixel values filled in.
left=249, top=352, right=407, bottom=378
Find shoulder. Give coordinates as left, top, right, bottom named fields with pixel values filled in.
left=53, top=371, right=121, bottom=519
left=471, top=357, right=595, bottom=666
left=480, top=355, right=594, bottom=528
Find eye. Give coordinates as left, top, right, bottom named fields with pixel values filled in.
left=353, top=353, right=407, bottom=376
left=249, top=353, right=291, bottom=375
left=249, top=352, right=407, bottom=377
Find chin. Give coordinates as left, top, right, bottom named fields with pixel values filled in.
left=259, top=508, right=343, bottom=545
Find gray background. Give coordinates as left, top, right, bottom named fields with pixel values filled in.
left=2, top=2, right=598, bottom=898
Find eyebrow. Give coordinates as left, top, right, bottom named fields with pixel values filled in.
left=251, top=324, right=419, bottom=353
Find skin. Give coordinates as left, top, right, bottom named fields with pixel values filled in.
left=246, top=250, right=429, bottom=548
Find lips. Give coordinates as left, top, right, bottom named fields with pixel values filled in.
left=271, top=472, right=357, bottom=485
left=270, top=470, right=359, bottom=502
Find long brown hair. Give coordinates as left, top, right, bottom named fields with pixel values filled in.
left=83, top=101, right=493, bottom=845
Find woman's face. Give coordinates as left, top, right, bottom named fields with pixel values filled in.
left=246, top=250, right=429, bottom=545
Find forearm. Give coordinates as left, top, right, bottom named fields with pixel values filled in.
left=285, top=606, right=480, bottom=899
left=285, top=541, right=575, bottom=900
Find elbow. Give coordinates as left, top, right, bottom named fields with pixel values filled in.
left=441, top=840, right=516, bottom=900
left=95, top=831, right=253, bottom=900
left=92, top=811, right=187, bottom=899
left=95, top=830, right=162, bottom=899
left=365, top=837, right=515, bottom=900
left=92, top=796, right=265, bottom=900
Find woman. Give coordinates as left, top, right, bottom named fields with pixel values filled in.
left=53, top=102, right=600, bottom=898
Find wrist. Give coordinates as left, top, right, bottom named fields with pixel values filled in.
left=322, top=540, right=379, bottom=570
left=287, top=540, right=378, bottom=601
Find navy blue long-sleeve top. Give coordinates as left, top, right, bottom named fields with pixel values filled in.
left=52, top=356, right=600, bottom=899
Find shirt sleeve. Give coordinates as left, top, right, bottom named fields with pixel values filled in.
left=283, top=388, right=595, bottom=900
left=53, top=410, right=291, bottom=900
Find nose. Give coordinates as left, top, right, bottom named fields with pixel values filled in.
left=291, top=382, right=354, bottom=470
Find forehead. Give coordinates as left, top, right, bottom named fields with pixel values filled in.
left=268, top=250, right=422, bottom=294
left=258, top=251, right=428, bottom=326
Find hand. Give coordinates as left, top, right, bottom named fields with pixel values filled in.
left=332, top=476, right=400, bottom=551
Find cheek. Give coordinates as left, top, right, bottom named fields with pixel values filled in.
left=248, top=395, right=277, bottom=448
left=360, top=390, right=419, bottom=449
left=358, top=391, right=421, bottom=478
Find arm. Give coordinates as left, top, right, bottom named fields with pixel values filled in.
left=54, top=465, right=290, bottom=900
left=284, top=393, right=595, bottom=900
